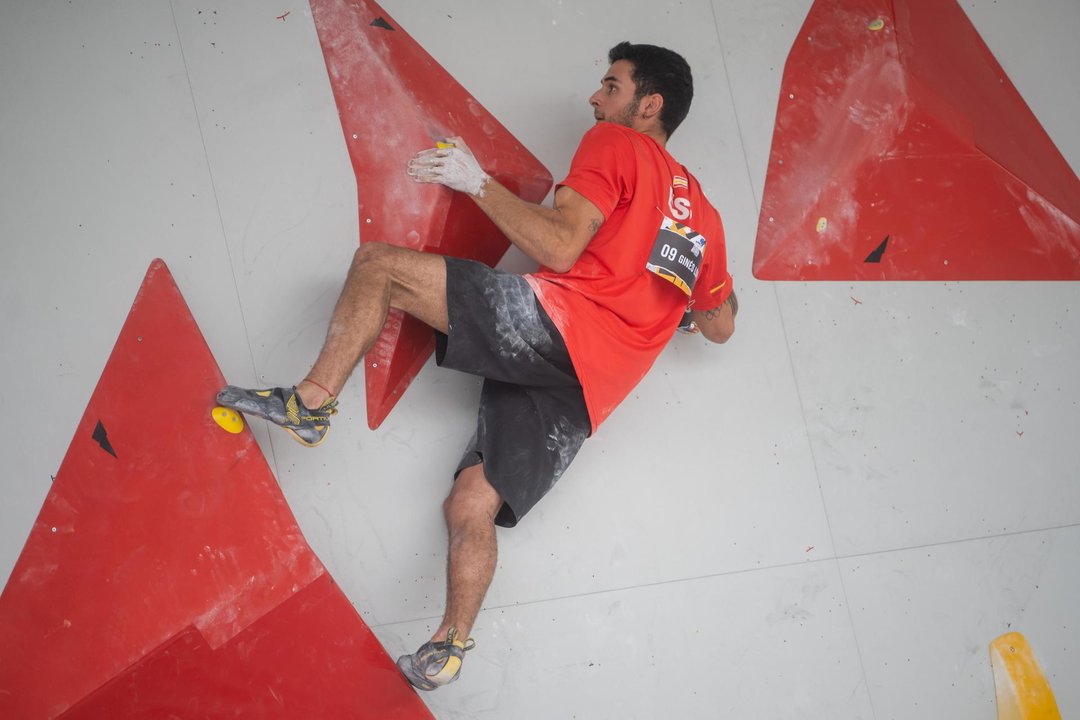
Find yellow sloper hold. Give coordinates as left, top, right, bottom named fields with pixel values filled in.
left=990, top=632, right=1061, bottom=720
left=212, top=406, right=245, bottom=434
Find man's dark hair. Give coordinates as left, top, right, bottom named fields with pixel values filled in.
left=608, top=41, right=693, bottom=138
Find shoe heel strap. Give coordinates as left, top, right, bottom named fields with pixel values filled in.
left=446, top=628, right=476, bottom=652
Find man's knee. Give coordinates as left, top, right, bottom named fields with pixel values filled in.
left=351, top=242, right=436, bottom=286
left=351, top=241, right=396, bottom=274
left=444, top=465, right=502, bottom=527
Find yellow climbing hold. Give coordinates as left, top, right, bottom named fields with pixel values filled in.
left=436, top=141, right=456, bottom=149
left=816, top=217, right=828, bottom=233
left=212, top=406, right=245, bottom=434
left=868, top=17, right=885, bottom=31
left=990, top=632, right=1061, bottom=720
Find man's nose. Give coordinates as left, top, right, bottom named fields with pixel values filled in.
left=587, top=90, right=600, bottom=107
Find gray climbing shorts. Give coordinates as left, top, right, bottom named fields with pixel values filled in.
left=435, top=257, right=591, bottom=528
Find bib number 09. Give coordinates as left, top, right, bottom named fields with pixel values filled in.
left=646, top=215, right=707, bottom=297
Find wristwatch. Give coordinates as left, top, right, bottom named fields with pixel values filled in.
left=676, top=310, right=699, bottom=334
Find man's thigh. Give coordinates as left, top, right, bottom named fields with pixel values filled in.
left=436, top=257, right=578, bottom=388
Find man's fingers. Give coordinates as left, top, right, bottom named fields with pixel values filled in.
left=407, top=144, right=485, bottom=194
left=408, top=167, right=443, bottom=183
left=408, top=150, right=439, bottom=166
left=407, top=157, right=443, bottom=181
left=416, top=147, right=453, bottom=160
left=407, top=148, right=454, bottom=172
left=407, top=158, right=435, bottom=173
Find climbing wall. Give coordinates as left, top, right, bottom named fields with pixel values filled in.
left=753, top=0, right=1080, bottom=280
left=310, top=0, right=554, bottom=428
left=1, top=0, right=1078, bottom=717
left=0, top=261, right=431, bottom=719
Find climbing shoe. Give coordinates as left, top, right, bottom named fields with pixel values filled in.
left=396, top=628, right=476, bottom=691
left=216, top=385, right=337, bottom=447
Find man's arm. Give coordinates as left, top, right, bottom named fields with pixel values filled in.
left=472, top=182, right=603, bottom=272
left=408, top=138, right=604, bottom=272
left=689, top=289, right=738, bottom=344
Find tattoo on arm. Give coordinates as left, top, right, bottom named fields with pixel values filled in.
left=703, top=290, right=739, bottom=320
left=724, top=290, right=739, bottom=317
left=588, top=218, right=602, bottom=236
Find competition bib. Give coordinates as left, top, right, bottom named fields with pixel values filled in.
left=645, top=215, right=707, bottom=297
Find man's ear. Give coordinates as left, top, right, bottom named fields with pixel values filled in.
left=640, top=93, right=664, bottom=121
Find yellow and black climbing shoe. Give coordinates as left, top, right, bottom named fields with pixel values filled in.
left=396, top=628, right=476, bottom=691
left=215, top=385, right=338, bottom=447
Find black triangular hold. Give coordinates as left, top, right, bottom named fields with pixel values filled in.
left=865, top=235, right=889, bottom=263
left=92, top=420, right=117, bottom=458
left=370, top=17, right=394, bottom=31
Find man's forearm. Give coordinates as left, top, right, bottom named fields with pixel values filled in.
left=690, top=290, right=737, bottom=344
left=470, top=180, right=594, bottom=272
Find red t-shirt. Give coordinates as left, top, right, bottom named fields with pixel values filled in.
left=526, top=122, right=732, bottom=432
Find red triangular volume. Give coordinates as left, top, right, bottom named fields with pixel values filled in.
left=311, top=0, right=554, bottom=428
left=753, top=0, right=1080, bottom=280
left=0, top=260, right=432, bottom=719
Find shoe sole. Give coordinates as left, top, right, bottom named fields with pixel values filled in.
left=395, top=653, right=462, bottom=691
left=285, top=426, right=329, bottom=448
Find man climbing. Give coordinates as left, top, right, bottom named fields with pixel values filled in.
left=216, top=41, right=738, bottom=691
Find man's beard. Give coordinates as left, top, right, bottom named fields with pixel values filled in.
left=600, top=97, right=642, bottom=129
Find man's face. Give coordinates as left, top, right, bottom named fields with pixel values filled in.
left=589, top=60, right=641, bottom=129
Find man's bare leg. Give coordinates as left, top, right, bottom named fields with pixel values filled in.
left=433, top=462, right=503, bottom=642
left=307, top=244, right=502, bottom=640
left=294, top=242, right=450, bottom=409
left=395, top=462, right=501, bottom=689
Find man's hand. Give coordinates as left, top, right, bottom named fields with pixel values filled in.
left=408, top=137, right=490, bottom=197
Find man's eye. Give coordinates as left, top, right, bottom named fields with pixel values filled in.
left=607, top=85, right=617, bottom=94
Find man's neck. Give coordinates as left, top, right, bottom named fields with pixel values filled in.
left=635, top=125, right=668, bottom=148
left=599, top=119, right=669, bottom=147
left=645, top=129, right=668, bottom=147
left=631, top=120, right=668, bottom=147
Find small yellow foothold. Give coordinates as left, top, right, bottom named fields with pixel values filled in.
left=868, top=17, right=885, bottom=31
left=436, top=141, right=455, bottom=149
left=212, top=406, right=244, bottom=434
left=816, top=217, right=828, bottom=233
